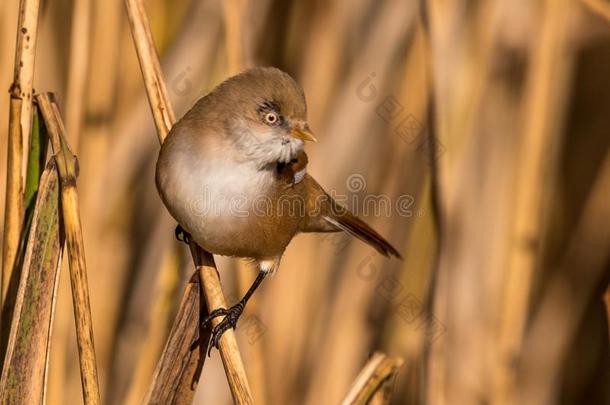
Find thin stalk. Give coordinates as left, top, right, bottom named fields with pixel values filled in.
left=124, top=0, right=253, bottom=402
left=37, top=93, right=101, bottom=405
left=190, top=246, right=254, bottom=403
left=2, top=0, right=41, bottom=324
left=124, top=0, right=175, bottom=141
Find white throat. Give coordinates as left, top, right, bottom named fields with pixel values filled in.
left=232, top=121, right=304, bottom=167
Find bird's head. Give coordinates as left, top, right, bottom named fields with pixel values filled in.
left=211, top=67, right=317, bottom=166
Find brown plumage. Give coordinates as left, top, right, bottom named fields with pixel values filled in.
left=155, top=67, right=400, bottom=350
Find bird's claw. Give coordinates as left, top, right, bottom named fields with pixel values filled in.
left=175, top=224, right=191, bottom=244
left=201, top=307, right=230, bottom=327
left=204, top=303, right=244, bottom=356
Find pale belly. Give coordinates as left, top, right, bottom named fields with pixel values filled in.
left=157, top=159, right=302, bottom=259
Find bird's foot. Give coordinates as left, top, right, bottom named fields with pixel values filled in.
left=202, top=302, right=245, bottom=356
left=175, top=224, right=191, bottom=244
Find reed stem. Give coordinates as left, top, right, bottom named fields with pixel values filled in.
left=124, top=0, right=253, bottom=402
left=37, top=93, right=101, bottom=405
left=2, top=0, right=41, bottom=328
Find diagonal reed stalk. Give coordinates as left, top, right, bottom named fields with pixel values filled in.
left=2, top=0, right=41, bottom=340
left=0, top=156, right=64, bottom=404
left=37, top=93, right=101, bottom=405
left=341, top=352, right=404, bottom=405
left=124, top=0, right=253, bottom=403
left=142, top=274, right=205, bottom=404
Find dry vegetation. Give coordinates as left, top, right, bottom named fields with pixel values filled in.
left=0, top=0, right=609, bottom=404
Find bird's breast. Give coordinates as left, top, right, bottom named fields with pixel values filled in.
left=157, top=154, right=301, bottom=258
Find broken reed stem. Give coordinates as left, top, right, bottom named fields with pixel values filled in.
left=37, top=93, right=101, bottom=405
left=2, top=0, right=41, bottom=315
left=124, top=0, right=253, bottom=402
left=341, top=352, right=404, bottom=405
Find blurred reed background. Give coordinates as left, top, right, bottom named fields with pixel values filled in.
left=0, top=0, right=609, bottom=404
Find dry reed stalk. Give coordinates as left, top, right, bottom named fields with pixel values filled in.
left=124, top=0, right=253, bottom=402
left=2, top=0, right=41, bottom=318
left=368, top=381, right=392, bottom=405
left=124, top=0, right=175, bottom=142
left=1, top=101, right=48, bottom=365
left=143, top=274, right=208, bottom=405
left=37, top=93, right=101, bottom=405
left=0, top=159, right=64, bottom=404
left=98, top=0, right=222, bottom=221
left=495, top=0, right=573, bottom=401
left=189, top=246, right=253, bottom=403
left=65, top=0, right=91, bottom=151
left=341, top=352, right=404, bottom=405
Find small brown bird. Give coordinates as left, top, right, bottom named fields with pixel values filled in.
left=156, top=67, right=400, bottom=351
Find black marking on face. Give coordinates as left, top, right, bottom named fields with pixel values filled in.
left=257, top=100, right=286, bottom=128
left=257, top=100, right=281, bottom=113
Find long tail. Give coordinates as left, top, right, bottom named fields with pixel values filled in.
left=323, top=213, right=402, bottom=259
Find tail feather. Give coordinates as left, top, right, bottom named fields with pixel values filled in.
left=301, top=174, right=402, bottom=258
left=323, top=214, right=402, bottom=259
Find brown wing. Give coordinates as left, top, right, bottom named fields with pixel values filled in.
left=299, top=174, right=401, bottom=258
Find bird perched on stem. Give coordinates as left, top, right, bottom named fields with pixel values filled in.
left=156, top=67, right=401, bottom=353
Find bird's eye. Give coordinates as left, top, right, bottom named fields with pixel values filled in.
left=264, top=112, right=279, bottom=125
